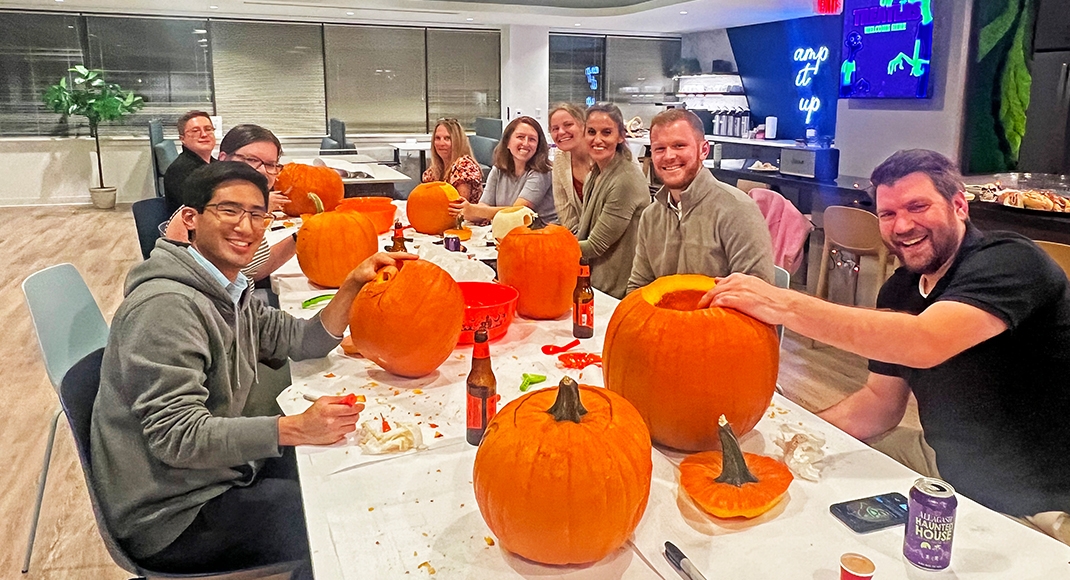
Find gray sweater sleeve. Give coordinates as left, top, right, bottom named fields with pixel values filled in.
left=119, top=294, right=280, bottom=470
left=716, top=195, right=776, bottom=284
left=627, top=207, right=657, bottom=293
left=579, top=164, right=648, bottom=259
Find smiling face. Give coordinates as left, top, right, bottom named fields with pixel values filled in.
left=585, top=112, right=624, bottom=169
left=182, top=180, right=268, bottom=281
left=507, top=121, right=540, bottom=170
left=219, top=140, right=281, bottom=189
left=876, top=171, right=968, bottom=275
left=433, top=125, right=453, bottom=163
left=650, top=119, right=710, bottom=194
left=179, top=115, right=216, bottom=161
left=550, top=110, right=583, bottom=152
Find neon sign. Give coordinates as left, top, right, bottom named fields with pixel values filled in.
left=584, top=66, right=599, bottom=107
left=794, top=45, right=829, bottom=125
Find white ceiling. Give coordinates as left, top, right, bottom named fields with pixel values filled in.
left=2, top=0, right=818, bottom=34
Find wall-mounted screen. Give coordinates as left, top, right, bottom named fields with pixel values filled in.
left=840, top=0, right=933, bottom=98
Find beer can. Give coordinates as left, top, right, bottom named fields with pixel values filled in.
left=903, top=477, right=956, bottom=570
left=444, top=233, right=461, bottom=252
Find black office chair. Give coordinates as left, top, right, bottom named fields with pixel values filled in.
left=59, top=349, right=302, bottom=580
left=132, top=197, right=170, bottom=260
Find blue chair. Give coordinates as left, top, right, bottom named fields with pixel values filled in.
left=132, top=197, right=170, bottom=260
left=59, top=349, right=303, bottom=580
left=21, top=264, right=109, bottom=573
left=149, top=120, right=179, bottom=198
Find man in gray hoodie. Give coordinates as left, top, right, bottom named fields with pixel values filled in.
left=91, top=161, right=411, bottom=576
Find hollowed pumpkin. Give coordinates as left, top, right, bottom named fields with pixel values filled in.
left=277, top=163, right=345, bottom=216
left=473, top=377, right=652, bottom=565
left=680, top=415, right=793, bottom=519
left=295, top=194, right=378, bottom=288
left=497, top=222, right=582, bottom=320
left=406, top=181, right=461, bottom=235
left=348, top=260, right=464, bottom=378
left=603, top=274, right=779, bottom=451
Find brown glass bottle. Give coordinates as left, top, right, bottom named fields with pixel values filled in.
left=387, top=220, right=407, bottom=252
left=573, top=257, right=594, bottom=338
left=466, top=329, right=498, bottom=446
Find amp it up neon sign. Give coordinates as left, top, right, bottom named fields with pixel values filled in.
left=793, top=45, right=828, bottom=125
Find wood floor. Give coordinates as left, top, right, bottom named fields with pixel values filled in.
left=0, top=205, right=914, bottom=579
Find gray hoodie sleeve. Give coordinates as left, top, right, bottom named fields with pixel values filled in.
left=118, top=293, right=281, bottom=470
left=254, top=299, right=342, bottom=363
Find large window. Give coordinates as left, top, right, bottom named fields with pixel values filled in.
left=211, top=21, right=325, bottom=135
left=0, top=12, right=84, bottom=135
left=549, top=34, right=604, bottom=108
left=325, top=25, right=426, bottom=133
left=427, top=29, right=500, bottom=129
left=605, top=36, right=680, bottom=123
left=85, top=16, right=212, bottom=134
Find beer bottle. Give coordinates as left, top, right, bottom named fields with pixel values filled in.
left=573, top=257, right=594, bottom=338
left=387, top=220, right=407, bottom=252
left=466, top=329, right=498, bottom=446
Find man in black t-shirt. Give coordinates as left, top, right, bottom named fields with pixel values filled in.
left=699, top=149, right=1070, bottom=544
left=163, top=111, right=217, bottom=215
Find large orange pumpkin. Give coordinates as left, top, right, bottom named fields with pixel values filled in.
left=295, top=195, right=378, bottom=288
left=277, top=163, right=345, bottom=216
left=603, top=274, right=779, bottom=451
left=497, top=222, right=582, bottom=319
left=348, top=260, right=464, bottom=378
left=406, top=181, right=460, bottom=235
left=680, top=415, right=793, bottom=519
left=474, top=377, right=652, bottom=565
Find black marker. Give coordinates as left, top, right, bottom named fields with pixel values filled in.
left=665, top=541, right=708, bottom=580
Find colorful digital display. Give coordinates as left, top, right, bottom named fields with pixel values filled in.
left=840, top=0, right=933, bottom=98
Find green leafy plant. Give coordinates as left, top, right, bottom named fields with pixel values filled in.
left=42, top=65, right=144, bottom=189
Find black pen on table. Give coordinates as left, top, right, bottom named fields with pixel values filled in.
left=665, top=541, right=708, bottom=580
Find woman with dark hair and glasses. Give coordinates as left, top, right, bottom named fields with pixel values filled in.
left=450, top=116, right=556, bottom=224
left=576, top=103, right=649, bottom=299
left=422, top=118, right=483, bottom=203
left=165, top=124, right=295, bottom=283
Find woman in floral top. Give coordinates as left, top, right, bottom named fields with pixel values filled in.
left=421, top=118, right=484, bottom=203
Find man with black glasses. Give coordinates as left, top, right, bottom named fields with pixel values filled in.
left=92, top=161, right=413, bottom=577
left=163, top=110, right=217, bottom=215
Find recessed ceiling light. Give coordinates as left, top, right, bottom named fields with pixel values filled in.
left=209, top=5, right=218, bottom=9
left=55, top=0, right=63, bottom=3
left=680, top=10, right=688, bottom=14
left=346, top=11, right=354, bottom=15
left=574, top=23, right=581, bottom=27
left=193, top=29, right=207, bottom=34
left=466, top=17, right=474, bottom=21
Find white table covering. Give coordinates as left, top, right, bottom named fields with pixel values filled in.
left=274, top=260, right=1070, bottom=580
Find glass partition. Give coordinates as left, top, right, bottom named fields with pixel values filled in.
left=0, top=12, right=85, bottom=135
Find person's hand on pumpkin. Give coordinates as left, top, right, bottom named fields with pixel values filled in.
left=318, top=251, right=417, bottom=336
left=278, top=395, right=366, bottom=445
left=268, top=186, right=292, bottom=213
left=697, top=272, right=790, bottom=325
left=448, top=198, right=469, bottom=219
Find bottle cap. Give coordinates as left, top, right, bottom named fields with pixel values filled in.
left=474, top=329, right=489, bottom=343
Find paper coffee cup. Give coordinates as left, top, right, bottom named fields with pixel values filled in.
left=840, top=553, right=875, bottom=580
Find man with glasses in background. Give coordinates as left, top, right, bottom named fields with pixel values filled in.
left=164, top=111, right=217, bottom=215
left=92, top=161, right=413, bottom=578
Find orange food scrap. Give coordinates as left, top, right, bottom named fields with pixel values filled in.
left=484, top=536, right=495, bottom=546
left=413, top=389, right=424, bottom=395
left=414, top=412, right=422, bottom=416
left=434, top=432, right=443, bottom=438
left=324, top=373, right=336, bottom=378
left=368, top=507, right=374, bottom=511
left=355, top=394, right=366, bottom=403
left=428, top=423, right=438, bottom=428
left=417, top=561, right=435, bottom=575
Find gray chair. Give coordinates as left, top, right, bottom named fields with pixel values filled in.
left=21, top=264, right=109, bottom=573
left=132, top=197, right=170, bottom=260
left=320, top=117, right=351, bottom=156
left=149, top=120, right=178, bottom=198
left=470, top=117, right=504, bottom=177
left=59, top=349, right=302, bottom=580
left=773, top=265, right=790, bottom=343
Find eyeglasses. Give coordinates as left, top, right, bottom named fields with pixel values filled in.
left=229, top=152, right=284, bottom=175
left=205, top=202, right=274, bottom=229
left=183, top=126, right=215, bottom=137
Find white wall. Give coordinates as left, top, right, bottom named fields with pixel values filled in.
left=835, top=0, right=973, bottom=178
left=500, top=25, right=550, bottom=128
left=680, top=29, right=738, bottom=73
left=0, top=137, right=155, bottom=206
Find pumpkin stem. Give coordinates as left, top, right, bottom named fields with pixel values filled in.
left=529, top=215, right=547, bottom=231
left=308, top=192, right=325, bottom=214
left=713, top=415, right=759, bottom=487
left=547, top=376, right=587, bottom=423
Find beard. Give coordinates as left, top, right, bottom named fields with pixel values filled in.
left=886, top=222, right=961, bottom=275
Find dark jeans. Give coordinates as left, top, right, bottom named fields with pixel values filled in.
left=138, top=448, right=312, bottom=578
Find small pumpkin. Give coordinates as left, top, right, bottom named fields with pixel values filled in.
left=295, top=194, right=378, bottom=288
left=277, top=163, right=345, bottom=216
left=406, top=181, right=461, bottom=235
left=348, top=260, right=465, bottom=378
left=474, top=377, right=652, bottom=565
left=680, top=415, right=793, bottom=519
left=497, top=221, right=582, bottom=320
left=443, top=227, right=472, bottom=241
left=603, top=274, right=779, bottom=451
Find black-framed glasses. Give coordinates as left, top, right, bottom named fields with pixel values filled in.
left=229, top=153, right=284, bottom=175
left=205, top=202, right=274, bottom=229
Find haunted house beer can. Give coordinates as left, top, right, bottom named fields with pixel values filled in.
left=903, top=477, right=957, bottom=570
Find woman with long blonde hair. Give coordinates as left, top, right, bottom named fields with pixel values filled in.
left=548, top=103, right=592, bottom=234
left=422, top=118, right=483, bottom=203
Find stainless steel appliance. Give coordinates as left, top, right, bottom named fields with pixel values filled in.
left=779, top=147, right=840, bottom=181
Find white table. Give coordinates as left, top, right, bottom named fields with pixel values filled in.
left=390, top=141, right=432, bottom=175
left=275, top=279, right=1069, bottom=579
left=286, top=156, right=410, bottom=197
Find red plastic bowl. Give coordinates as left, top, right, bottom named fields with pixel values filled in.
left=337, top=196, right=397, bottom=234
left=457, top=282, right=519, bottom=345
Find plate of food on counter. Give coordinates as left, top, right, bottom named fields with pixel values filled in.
left=965, top=182, right=1070, bottom=214
left=747, top=161, right=780, bottom=172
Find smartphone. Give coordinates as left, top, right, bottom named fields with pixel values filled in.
left=830, top=492, right=909, bottom=533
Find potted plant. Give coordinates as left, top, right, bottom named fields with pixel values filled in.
left=43, top=65, right=144, bottom=209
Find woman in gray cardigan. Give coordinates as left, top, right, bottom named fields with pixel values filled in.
left=577, top=103, right=650, bottom=299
